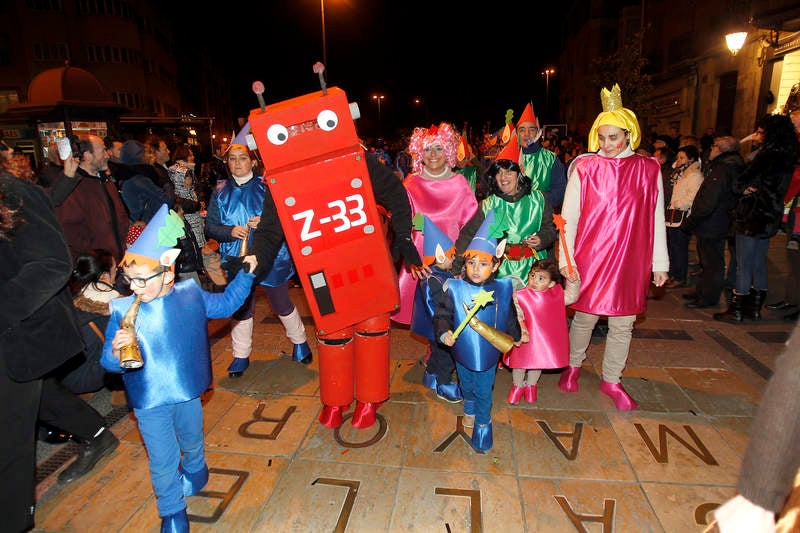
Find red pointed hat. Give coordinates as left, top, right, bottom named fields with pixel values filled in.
left=517, top=102, right=538, bottom=128
left=495, top=131, right=520, bottom=163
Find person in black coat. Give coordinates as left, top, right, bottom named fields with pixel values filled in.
left=715, top=114, right=800, bottom=323
left=681, top=136, right=745, bottom=308
left=0, top=171, right=86, bottom=531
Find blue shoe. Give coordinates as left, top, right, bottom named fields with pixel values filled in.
left=292, top=342, right=312, bottom=365
left=471, top=422, right=493, bottom=453
left=436, top=382, right=463, bottom=403
left=180, top=463, right=209, bottom=497
left=161, top=509, right=189, bottom=533
left=227, top=357, right=249, bottom=377
left=422, top=371, right=438, bottom=390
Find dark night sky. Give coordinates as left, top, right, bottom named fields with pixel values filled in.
left=179, top=1, right=566, bottom=138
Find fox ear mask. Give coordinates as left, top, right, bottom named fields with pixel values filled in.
left=435, top=244, right=447, bottom=265
left=160, top=248, right=181, bottom=267
left=496, top=238, right=507, bottom=259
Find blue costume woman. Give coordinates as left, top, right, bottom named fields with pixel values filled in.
left=205, top=143, right=311, bottom=376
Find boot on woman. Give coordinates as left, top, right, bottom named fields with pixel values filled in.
left=713, top=291, right=750, bottom=323
left=746, top=289, right=767, bottom=320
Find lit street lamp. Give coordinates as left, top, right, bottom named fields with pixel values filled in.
left=372, top=94, right=385, bottom=122
left=543, top=67, right=556, bottom=111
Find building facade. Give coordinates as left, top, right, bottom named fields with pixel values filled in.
left=559, top=0, right=800, bottom=142
left=0, top=0, right=233, bottom=160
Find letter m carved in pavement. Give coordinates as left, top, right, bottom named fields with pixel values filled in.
left=634, top=423, right=719, bottom=465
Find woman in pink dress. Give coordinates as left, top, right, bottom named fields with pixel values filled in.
left=393, top=122, right=482, bottom=325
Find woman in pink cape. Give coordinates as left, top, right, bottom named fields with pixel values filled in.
left=557, top=84, right=669, bottom=411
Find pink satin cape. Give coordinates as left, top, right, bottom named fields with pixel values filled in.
left=570, top=154, right=660, bottom=316
left=505, top=285, right=569, bottom=369
left=392, top=172, right=478, bottom=324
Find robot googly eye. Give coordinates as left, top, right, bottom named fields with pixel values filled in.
left=267, top=124, right=289, bottom=145
left=317, top=110, right=338, bottom=131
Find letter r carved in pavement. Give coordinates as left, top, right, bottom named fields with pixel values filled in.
left=238, top=402, right=296, bottom=440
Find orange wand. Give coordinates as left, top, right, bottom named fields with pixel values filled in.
left=553, top=213, right=574, bottom=276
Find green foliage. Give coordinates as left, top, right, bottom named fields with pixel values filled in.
left=590, top=30, right=654, bottom=116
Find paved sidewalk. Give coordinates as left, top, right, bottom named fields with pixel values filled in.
left=32, top=235, right=797, bottom=532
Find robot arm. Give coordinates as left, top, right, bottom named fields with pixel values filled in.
left=366, top=156, right=421, bottom=267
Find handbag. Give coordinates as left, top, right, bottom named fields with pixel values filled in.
left=665, top=208, right=688, bottom=228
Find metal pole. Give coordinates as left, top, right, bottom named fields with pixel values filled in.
left=320, top=0, right=327, bottom=68
left=545, top=72, right=550, bottom=109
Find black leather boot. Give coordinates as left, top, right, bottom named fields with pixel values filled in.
left=747, top=289, right=767, bottom=321
left=57, top=428, right=119, bottom=484
left=723, top=286, right=734, bottom=305
left=713, top=291, right=749, bottom=323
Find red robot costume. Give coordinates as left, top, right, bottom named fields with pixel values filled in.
left=248, top=68, right=421, bottom=429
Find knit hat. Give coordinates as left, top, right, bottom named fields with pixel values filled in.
left=416, top=214, right=455, bottom=266
left=588, top=83, right=642, bottom=152
left=408, top=122, right=459, bottom=174
left=463, top=209, right=507, bottom=261
left=122, top=204, right=185, bottom=268
left=495, top=131, right=520, bottom=163
left=120, top=140, right=145, bottom=165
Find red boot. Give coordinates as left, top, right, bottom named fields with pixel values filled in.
left=319, top=405, right=347, bottom=428
left=351, top=401, right=380, bottom=429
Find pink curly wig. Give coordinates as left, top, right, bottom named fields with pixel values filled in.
left=408, top=122, right=459, bottom=174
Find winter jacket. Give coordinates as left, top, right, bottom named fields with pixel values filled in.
left=50, top=167, right=130, bottom=262
left=682, top=151, right=745, bottom=237
left=730, top=148, right=796, bottom=238
left=0, top=173, right=84, bottom=381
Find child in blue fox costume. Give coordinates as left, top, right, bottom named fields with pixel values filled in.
left=436, top=209, right=522, bottom=452
left=101, top=204, right=257, bottom=533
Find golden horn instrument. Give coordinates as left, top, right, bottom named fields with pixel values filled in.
left=239, top=227, right=250, bottom=256
left=119, top=294, right=144, bottom=369
left=461, top=302, right=514, bottom=353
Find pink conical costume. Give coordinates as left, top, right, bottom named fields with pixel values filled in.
left=392, top=172, right=478, bottom=324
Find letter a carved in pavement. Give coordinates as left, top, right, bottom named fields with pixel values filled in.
left=537, top=420, right=584, bottom=460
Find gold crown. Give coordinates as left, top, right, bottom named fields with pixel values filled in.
left=600, top=83, right=623, bottom=112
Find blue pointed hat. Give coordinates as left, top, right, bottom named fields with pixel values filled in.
left=464, top=209, right=507, bottom=259
left=232, top=121, right=257, bottom=150
left=123, top=204, right=186, bottom=268
left=419, top=214, right=454, bottom=265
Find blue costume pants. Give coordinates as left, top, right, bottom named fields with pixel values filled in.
left=456, top=362, right=495, bottom=425
left=135, top=397, right=205, bottom=517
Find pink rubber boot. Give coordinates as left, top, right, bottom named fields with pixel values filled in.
left=524, top=385, right=537, bottom=403
left=599, top=380, right=638, bottom=411
left=558, top=366, right=581, bottom=393
left=507, top=385, right=524, bottom=404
